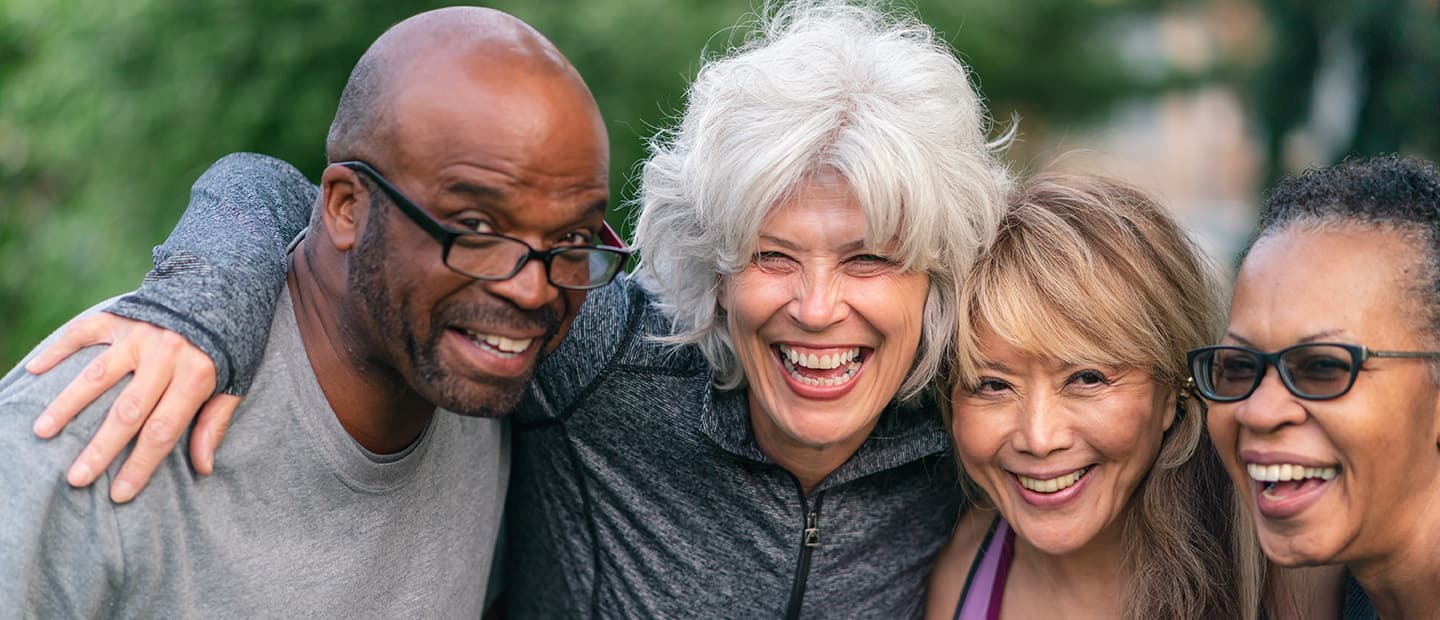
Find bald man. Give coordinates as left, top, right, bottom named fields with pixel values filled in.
left=0, top=8, right=613, bottom=616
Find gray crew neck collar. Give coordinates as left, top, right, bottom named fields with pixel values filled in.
left=273, top=283, right=437, bottom=493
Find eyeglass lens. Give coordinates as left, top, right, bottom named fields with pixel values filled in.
left=449, top=235, right=621, bottom=287
left=1203, top=344, right=1356, bottom=399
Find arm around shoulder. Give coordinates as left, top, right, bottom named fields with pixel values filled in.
left=518, top=274, right=649, bottom=425
left=105, top=152, right=319, bottom=395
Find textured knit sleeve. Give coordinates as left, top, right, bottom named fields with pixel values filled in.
left=1342, top=574, right=1378, bottom=620
left=515, top=274, right=643, bottom=426
left=104, top=153, right=317, bottom=395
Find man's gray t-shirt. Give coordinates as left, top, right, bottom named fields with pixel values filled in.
left=0, top=287, right=508, bottom=617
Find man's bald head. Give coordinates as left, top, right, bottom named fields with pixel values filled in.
left=302, top=7, right=610, bottom=422
left=325, top=7, right=587, bottom=163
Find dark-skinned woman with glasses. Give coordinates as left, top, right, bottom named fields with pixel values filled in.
left=1190, top=154, right=1440, bottom=619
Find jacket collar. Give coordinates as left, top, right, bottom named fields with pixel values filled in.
left=698, top=378, right=952, bottom=491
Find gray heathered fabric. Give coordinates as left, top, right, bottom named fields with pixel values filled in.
left=107, top=152, right=318, bottom=395
left=508, top=275, right=963, bottom=619
left=0, top=286, right=508, bottom=617
left=101, top=153, right=967, bottom=618
left=1342, top=574, right=1377, bottom=620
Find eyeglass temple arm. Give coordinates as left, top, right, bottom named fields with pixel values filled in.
left=1368, top=350, right=1440, bottom=360
left=600, top=221, right=627, bottom=249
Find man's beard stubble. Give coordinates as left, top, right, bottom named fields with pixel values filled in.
left=348, top=196, right=564, bottom=418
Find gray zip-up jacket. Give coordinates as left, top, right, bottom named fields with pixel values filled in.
left=108, top=153, right=964, bottom=618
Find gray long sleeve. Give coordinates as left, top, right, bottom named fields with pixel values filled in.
left=106, top=153, right=316, bottom=394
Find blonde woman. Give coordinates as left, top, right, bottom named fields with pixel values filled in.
left=926, top=175, right=1264, bottom=619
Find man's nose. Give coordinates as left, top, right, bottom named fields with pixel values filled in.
left=485, top=256, right=560, bottom=311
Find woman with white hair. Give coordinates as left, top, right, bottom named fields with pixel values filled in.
left=26, top=1, right=1010, bottom=617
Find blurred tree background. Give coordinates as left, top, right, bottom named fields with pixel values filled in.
left=1, top=0, right=1437, bottom=369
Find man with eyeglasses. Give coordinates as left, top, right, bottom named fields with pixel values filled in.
left=0, top=7, right=618, bottom=616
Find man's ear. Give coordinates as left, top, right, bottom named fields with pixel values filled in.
left=320, top=164, right=367, bottom=252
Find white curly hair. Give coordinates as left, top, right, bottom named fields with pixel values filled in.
left=632, top=0, right=1013, bottom=399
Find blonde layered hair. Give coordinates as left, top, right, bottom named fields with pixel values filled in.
left=950, top=174, right=1261, bottom=619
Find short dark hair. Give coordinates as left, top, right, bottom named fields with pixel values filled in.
left=1258, top=154, right=1440, bottom=233
left=1254, top=154, right=1440, bottom=342
left=325, top=50, right=390, bottom=164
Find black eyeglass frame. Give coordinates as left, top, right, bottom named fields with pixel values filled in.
left=337, top=160, right=630, bottom=290
left=1187, top=342, right=1440, bottom=403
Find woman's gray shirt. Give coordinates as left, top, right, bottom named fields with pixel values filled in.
left=112, top=153, right=964, bottom=619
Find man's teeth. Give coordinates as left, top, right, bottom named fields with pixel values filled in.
left=1246, top=463, right=1338, bottom=483
left=462, top=329, right=533, bottom=355
left=779, top=345, right=862, bottom=370
left=1017, top=467, right=1088, bottom=494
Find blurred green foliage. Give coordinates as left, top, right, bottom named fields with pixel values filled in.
left=1250, top=0, right=1440, bottom=186
left=1, top=0, right=1436, bottom=369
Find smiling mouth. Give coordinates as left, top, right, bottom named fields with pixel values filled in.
left=453, top=327, right=535, bottom=359
left=775, top=344, right=864, bottom=387
left=1015, top=466, right=1092, bottom=494
left=1247, top=463, right=1338, bottom=500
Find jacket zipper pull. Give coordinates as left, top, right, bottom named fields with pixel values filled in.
left=803, top=510, right=820, bottom=547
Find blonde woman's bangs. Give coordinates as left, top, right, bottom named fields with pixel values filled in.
left=958, top=232, right=1166, bottom=389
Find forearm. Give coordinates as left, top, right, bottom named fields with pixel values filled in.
left=105, top=153, right=317, bottom=394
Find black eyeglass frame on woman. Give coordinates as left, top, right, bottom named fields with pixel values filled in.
left=1187, top=343, right=1440, bottom=402
left=337, top=160, right=631, bottom=291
